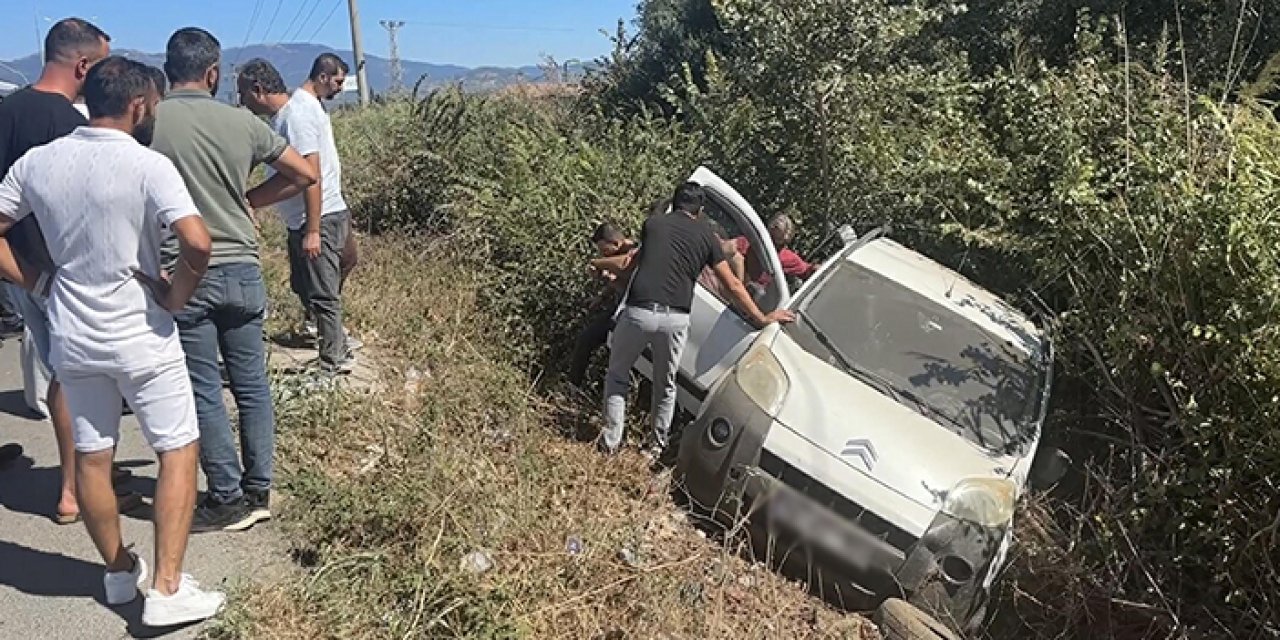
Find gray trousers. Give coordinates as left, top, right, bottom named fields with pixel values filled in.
left=288, top=210, right=350, bottom=368
left=602, top=304, right=691, bottom=451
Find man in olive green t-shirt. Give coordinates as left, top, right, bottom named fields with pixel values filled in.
left=150, top=27, right=316, bottom=534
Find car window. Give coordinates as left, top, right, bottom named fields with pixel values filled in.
left=785, top=261, right=1047, bottom=454
left=700, top=195, right=783, bottom=313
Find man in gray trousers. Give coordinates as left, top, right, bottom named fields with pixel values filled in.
left=598, top=182, right=794, bottom=460
left=237, top=55, right=354, bottom=375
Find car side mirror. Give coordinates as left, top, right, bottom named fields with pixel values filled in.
left=1030, top=447, right=1070, bottom=490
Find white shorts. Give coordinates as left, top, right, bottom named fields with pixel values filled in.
left=61, top=358, right=200, bottom=454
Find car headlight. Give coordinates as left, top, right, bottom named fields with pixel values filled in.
left=941, top=478, right=1017, bottom=527
left=735, top=343, right=790, bottom=416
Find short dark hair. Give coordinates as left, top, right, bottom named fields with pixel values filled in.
left=164, top=27, right=221, bottom=85
left=44, top=17, right=110, bottom=64
left=145, top=66, right=168, bottom=96
left=83, top=56, right=154, bottom=119
left=591, top=222, right=625, bottom=244
left=309, top=53, right=349, bottom=80
left=671, top=182, right=705, bottom=215
left=238, top=58, right=287, bottom=94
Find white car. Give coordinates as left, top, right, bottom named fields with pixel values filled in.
left=633, top=167, right=1065, bottom=634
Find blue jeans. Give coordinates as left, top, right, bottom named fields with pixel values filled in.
left=174, top=262, right=274, bottom=504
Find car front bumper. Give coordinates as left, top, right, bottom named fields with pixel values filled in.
left=675, top=375, right=1003, bottom=629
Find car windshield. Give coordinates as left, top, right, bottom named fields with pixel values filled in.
left=785, top=261, right=1047, bottom=454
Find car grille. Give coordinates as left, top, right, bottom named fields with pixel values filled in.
left=758, top=449, right=918, bottom=552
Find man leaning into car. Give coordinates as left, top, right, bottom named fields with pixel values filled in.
left=593, top=182, right=794, bottom=463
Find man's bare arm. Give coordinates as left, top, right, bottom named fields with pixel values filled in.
left=300, top=154, right=323, bottom=259
left=0, top=216, right=43, bottom=292
left=245, top=147, right=319, bottom=209
left=0, top=238, right=42, bottom=292
left=713, top=261, right=795, bottom=328
left=590, top=247, right=640, bottom=281
left=164, top=216, right=212, bottom=312
left=0, top=164, right=41, bottom=290
left=590, top=253, right=630, bottom=274
left=722, top=241, right=746, bottom=282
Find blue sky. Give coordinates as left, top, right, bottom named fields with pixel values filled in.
left=4, top=0, right=639, bottom=66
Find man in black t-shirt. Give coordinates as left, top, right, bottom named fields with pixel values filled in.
left=0, top=17, right=114, bottom=523
left=598, top=182, right=794, bottom=458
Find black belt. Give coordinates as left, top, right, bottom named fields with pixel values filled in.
left=629, top=301, right=690, bottom=314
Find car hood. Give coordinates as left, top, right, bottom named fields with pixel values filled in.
left=762, top=330, right=1022, bottom=537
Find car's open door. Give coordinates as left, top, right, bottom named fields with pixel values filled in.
left=634, top=167, right=791, bottom=412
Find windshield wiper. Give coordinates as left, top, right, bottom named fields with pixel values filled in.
left=795, top=311, right=1017, bottom=452
left=796, top=310, right=902, bottom=403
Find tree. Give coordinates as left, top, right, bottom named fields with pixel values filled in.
left=583, top=0, right=726, bottom=116
left=937, top=0, right=1280, bottom=96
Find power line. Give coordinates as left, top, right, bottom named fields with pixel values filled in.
left=306, top=0, right=344, bottom=43
left=257, top=0, right=285, bottom=43
left=287, top=0, right=326, bottom=43
left=276, top=0, right=315, bottom=44
left=400, top=20, right=582, bottom=33
left=231, top=0, right=265, bottom=68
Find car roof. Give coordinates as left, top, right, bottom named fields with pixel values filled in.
left=847, top=238, right=1045, bottom=356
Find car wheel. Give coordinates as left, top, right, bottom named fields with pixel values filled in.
left=874, top=598, right=961, bottom=640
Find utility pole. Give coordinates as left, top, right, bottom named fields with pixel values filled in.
left=347, top=0, right=371, bottom=106
left=380, top=20, right=406, bottom=95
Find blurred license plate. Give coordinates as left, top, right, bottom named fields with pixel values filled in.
left=765, top=490, right=809, bottom=528
left=767, top=490, right=874, bottom=568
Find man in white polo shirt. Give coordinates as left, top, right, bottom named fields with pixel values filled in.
left=0, top=56, right=223, bottom=626
left=237, top=54, right=353, bottom=375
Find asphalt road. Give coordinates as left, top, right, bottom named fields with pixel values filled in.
left=0, top=336, right=290, bottom=639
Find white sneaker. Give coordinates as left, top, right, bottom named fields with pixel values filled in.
left=142, top=574, right=226, bottom=627
left=104, top=552, right=147, bottom=605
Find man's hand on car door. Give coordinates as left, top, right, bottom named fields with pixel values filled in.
left=764, top=309, right=796, bottom=325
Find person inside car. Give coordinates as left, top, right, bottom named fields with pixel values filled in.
left=696, top=219, right=746, bottom=302
left=735, top=212, right=818, bottom=289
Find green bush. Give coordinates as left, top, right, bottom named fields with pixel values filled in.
left=332, top=0, right=1280, bottom=634
left=595, top=0, right=1280, bottom=635
left=335, top=88, right=701, bottom=366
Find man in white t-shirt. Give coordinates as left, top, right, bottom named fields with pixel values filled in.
left=297, top=53, right=361, bottom=347
left=0, top=56, right=224, bottom=627
left=237, top=55, right=353, bottom=374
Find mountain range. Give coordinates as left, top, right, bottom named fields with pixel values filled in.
left=0, top=43, right=566, bottom=98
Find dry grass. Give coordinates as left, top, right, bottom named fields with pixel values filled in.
left=987, top=490, right=1193, bottom=640
left=209, top=231, right=878, bottom=639
left=494, top=82, right=584, bottom=100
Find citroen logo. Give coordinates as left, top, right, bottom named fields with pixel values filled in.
left=841, top=438, right=878, bottom=471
